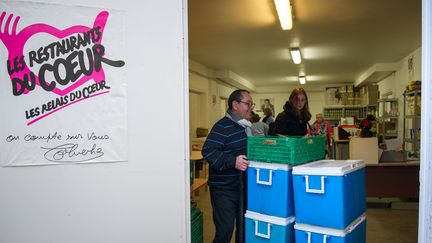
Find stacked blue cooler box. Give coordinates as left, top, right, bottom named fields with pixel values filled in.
left=246, top=161, right=295, bottom=243
left=292, top=160, right=367, bottom=243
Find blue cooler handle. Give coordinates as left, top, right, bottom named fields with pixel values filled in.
left=304, top=175, right=326, bottom=194
left=307, top=232, right=328, bottom=243
left=254, top=220, right=271, bottom=239
left=256, top=168, right=273, bottom=186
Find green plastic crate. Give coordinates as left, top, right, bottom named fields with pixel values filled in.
left=247, top=135, right=326, bottom=164
left=191, top=206, right=203, bottom=243
left=190, top=160, right=194, bottom=186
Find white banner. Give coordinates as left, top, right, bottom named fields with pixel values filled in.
left=0, top=1, right=127, bottom=166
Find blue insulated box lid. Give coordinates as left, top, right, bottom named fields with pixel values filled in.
left=292, top=160, right=365, bottom=176
left=294, top=214, right=366, bottom=237
left=245, top=210, right=295, bottom=226
left=249, top=161, right=292, bottom=171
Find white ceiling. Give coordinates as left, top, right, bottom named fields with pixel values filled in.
left=188, top=0, right=421, bottom=88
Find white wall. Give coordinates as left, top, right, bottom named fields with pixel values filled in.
left=0, top=1, right=189, bottom=242
left=378, top=47, right=422, bottom=139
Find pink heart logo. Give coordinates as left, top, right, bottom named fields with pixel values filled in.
left=0, top=11, right=110, bottom=96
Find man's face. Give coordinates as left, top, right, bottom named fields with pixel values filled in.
left=316, top=114, right=323, bottom=123
left=233, top=92, right=254, bottom=120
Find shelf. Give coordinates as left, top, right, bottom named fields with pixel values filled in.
left=377, top=98, right=398, bottom=103
left=323, top=105, right=376, bottom=122
left=377, top=98, right=399, bottom=142
left=404, top=115, right=421, bottom=119
left=403, top=89, right=421, bottom=158
left=379, top=133, right=398, bottom=137
left=378, top=115, right=399, bottom=119
left=404, top=90, right=421, bottom=96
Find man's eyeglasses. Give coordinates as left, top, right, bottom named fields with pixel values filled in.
left=238, top=100, right=255, bottom=108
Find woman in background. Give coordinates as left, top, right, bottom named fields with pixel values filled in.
left=251, top=112, right=269, bottom=136
left=271, top=87, right=311, bottom=136
left=311, top=113, right=332, bottom=143
left=311, top=113, right=333, bottom=157
left=262, top=107, right=274, bottom=125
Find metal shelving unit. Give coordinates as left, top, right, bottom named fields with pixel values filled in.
left=323, top=105, right=377, bottom=124
left=377, top=98, right=399, bottom=143
left=403, top=90, right=421, bottom=159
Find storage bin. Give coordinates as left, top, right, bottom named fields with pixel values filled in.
left=247, top=161, right=294, bottom=218
left=245, top=211, right=295, bottom=243
left=292, top=160, right=366, bottom=229
left=191, top=205, right=203, bottom=243
left=190, top=160, right=194, bottom=186
left=247, top=136, right=326, bottom=164
left=294, top=214, right=366, bottom=243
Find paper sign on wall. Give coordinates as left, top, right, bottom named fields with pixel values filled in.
left=0, top=1, right=127, bottom=166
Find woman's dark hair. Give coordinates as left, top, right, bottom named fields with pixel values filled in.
left=263, top=107, right=273, bottom=116
left=286, top=87, right=311, bottom=121
left=251, top=112, right=261, bottom=123
left=228, top=89, right=249, bottom=110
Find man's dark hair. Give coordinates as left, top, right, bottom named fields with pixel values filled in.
left=228, top=89, right=249, bottom=110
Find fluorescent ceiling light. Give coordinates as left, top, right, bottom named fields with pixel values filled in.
left=299, top=76, right=306, bottom=84
left=274, top=0, right=293, bottom=30
left=290, top=48, right=302, bottom=64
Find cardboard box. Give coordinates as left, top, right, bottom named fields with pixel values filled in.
left=406, top=96, right=421, bottom=115
left=377, top=122, right=396, bottom=133
left=349, top=137, right=379, bottom=164
left=361, top=84, right=379, bottom=105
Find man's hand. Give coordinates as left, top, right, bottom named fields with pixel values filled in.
left=235, top=155, right=249, bottom=171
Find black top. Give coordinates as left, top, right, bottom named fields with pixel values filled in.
left=202, top=116, right=247, bottom=190
left=271, top=102, right=310, bottom=136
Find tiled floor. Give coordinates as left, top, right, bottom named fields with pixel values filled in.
left=192, top=188, right=419, bottom=243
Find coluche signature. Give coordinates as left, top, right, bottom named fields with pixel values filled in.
left=41, top=143, right=104, bottom=162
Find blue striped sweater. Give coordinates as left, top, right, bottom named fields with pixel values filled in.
left=202, top=117, right=247, bottom=190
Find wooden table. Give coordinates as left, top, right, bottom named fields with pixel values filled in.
left=190, top=150, right=208, bottom=195
left=191, top=178, right=208, bottom=193
left=191, top=150, right=203, bottom=161
left=365, top=161, right=420, bottom=198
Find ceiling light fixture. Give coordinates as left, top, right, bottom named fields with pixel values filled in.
left=299, top=76, right=306, bottom=84
left=290, top=48, right=302, bottom=64
left=274, top=0, right=293, bottom=30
